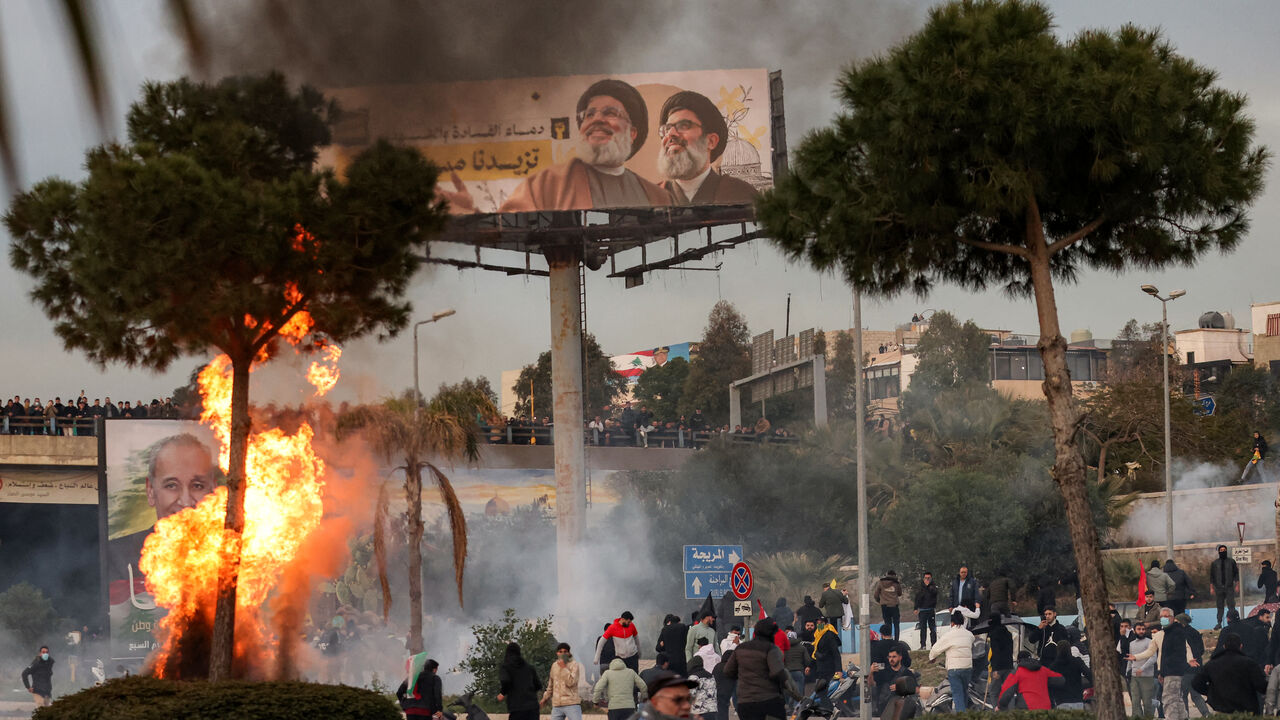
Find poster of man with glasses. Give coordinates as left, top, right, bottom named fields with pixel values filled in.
left=321, top=69, right=774, bottom=214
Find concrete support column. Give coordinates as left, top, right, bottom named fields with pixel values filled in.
left=729, top=383, right=742, bottom=429
left=812, top=354, right=829, bottom=428
left=547, top=246, right=586, bottom=619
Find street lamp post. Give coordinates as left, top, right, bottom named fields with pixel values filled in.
left=413, top=308, right=457, bottom=405
left=1141, top=284, right=1185, bottom=562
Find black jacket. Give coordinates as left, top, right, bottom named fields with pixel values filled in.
left=22, top=656, right=54, bottom=696
left=987, top=576, right=1015, bottom=610
left=1183, top=623, right=1205, bottom=663
left=1049, top=653, right=1092, bottom=706
left=813, top=629, right=843, bottom=682
left=499, top=660, right=543, bottom=713
left=1191, top=647, right=1267, bottom=714
left=949, top=575, right=979, bottom=609
left=795, top=599, right=823, bottom=629
left=1210, top=555, right=1240, bottom=589
left=1258, top=566, right=1278, bottom=601
left=656, top=622, right=689, bottom=674
left=1164, top=560, right=1196, bottom=602
left=988, top=623, right=1014, bottom=672
left=914, top=583, right=938, bottom=611
left=724, top=637, right=787, bottom=704
left=397, top=672, right=443, bottom=717
left=771, top=599, right=795, bottom=630
left=1241, top=617, right=1270, bottom=666
left=1159, top=624, right=1191, bottom=677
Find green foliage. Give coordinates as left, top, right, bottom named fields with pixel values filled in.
left=903, top=312, right=991, bottom=401
left=633, top=356, right=690, bottom=421
left=514, top=333, right=627, bottom=420
left=747, top=552, right=855, bottom=608
left=33, top=676, right=401, bottom=720
left=430, top=377, right=500, bottom=422
left=758, top=0, right=1268, bottom=299
left=328, top=534, right=384, bottom=614
left=0, top=582, right=56, bottom=649
left=679, top=301, right=751, bottom=424
left=826, top=331, right=859, bottom=419
left=6, top=72, right=448, bottom=372
left=877, top=469, right=1030, bottom=579
left=455, top=609, right=558, bottom=700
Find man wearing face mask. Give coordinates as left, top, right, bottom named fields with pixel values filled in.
left=1209, top=544, right=1241, bottom=630
left=1127, top=608, right=1198, bottom=720
left=22, top=646, right=54, bottom=707
left=544, top=643, right=591, bottom=720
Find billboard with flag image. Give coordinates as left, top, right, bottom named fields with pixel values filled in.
left=611, top=341, right=697, bottom=384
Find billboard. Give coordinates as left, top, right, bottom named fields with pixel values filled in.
left=611, top=341, right=698, bottom=383
left=100, top=419, right=222, bottom=662
left=321, top=69, right=776, bottom=214
left=0, top=468, right=97, bottom=504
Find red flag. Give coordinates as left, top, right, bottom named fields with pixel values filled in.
left=758, top=597, right=768, bottom=620
left=1136, top=559, right=1148, bottom=606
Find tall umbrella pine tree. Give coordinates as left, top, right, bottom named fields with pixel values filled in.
left=6, top=73, right=449, bottom=680
left=756, top=3, right=1267, bottom=718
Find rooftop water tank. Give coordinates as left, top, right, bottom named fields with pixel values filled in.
left=1069, top=328, right=1093, bottom=344
left=1198, top=311, right=1225, bottom=329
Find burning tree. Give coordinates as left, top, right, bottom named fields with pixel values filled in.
left=756, top=2, right=1267, bottom=717
left=6, top=73, right=447, bottom=680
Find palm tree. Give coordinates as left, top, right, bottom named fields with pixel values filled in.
left=338, top=386, right=497, bottom=654
left=748, top=552, right=857, bottom=609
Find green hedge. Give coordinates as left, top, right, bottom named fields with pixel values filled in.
left=952, top=707, right=1259, bottom=712
left=34, top=676, right=402, bottom=720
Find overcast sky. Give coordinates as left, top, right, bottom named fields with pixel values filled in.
left=2, top=1, right=1277, bottom=407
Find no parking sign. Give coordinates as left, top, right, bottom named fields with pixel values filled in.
left=731, top=562, right=753, bottom=600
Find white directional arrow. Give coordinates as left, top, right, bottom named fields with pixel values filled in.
left=727, top=550, right=741, bottom=565
left=692, top=577, right=703, bottom=595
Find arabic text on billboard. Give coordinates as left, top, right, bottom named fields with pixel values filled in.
left=322, top=69, right=774, bottom=214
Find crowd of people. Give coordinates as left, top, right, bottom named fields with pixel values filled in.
left=482, top=403, right=795, bottom=449
left=1, top=393, right=192, bottom=435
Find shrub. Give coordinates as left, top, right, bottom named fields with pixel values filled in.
left=34, top=676, right=402, bottom=720
left=455, top=609, right=558, bottom=700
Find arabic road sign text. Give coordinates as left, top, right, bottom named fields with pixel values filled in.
left=684, top=545, right=744, bottom=572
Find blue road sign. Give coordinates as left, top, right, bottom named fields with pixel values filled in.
left=685, top=572, right=731, bottom=599
left=684, top=545, right=744, bottom=572
left=1194, top=396, right=1216, bottom=416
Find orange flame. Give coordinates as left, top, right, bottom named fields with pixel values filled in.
left=145, top=341, right=339, bottom=677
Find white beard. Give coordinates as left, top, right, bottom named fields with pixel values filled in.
left=577, top=123, right=632, bottom=168
left=657, top=135, right=711, bottom=180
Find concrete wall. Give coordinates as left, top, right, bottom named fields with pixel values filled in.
left=0, top=435, right=96, bottom=466
left=1114, top=482, right=1277, bottom=549
left=1174, top=327, right=1252, bottom=364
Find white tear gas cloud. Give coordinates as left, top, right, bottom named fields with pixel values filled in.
left=1116, top=459, right=1275, bottom=548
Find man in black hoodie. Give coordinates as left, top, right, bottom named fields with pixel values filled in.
left=1209, top=544, right=1240, bottom=630
left=794, top=595, right=822, bottom=630
left=656, top=614, right=689, bottom=675
left=1192, top=632, right=1267, bottom=714
left=724, top=619, right=791, bottom=720
left=771, top=598, right=794, bottom=631
left=1258, top=559, right=1278, bottom=603
left=21, top=646, right=54, bottom=707
left=1164, top=559, right=1196, bottom=615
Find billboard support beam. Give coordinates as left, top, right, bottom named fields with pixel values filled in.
left=546, top=244, right=587, bottom=629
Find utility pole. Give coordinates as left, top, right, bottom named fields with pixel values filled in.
left=853, top=288, right=870, bottom=720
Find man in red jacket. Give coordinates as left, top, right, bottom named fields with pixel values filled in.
left=596, top=611, right=641, bottom=672
left=998, top=651, right=1062, bottom=710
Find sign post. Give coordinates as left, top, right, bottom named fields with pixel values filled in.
left=1237, top=522, right=1250, bottom=613
left=683, top=545, right=743, bottom=600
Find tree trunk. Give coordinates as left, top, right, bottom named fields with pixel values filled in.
left=1025, top=211, right=1125, bottom=720
left=209, top=356, right=252, bottom=681
left=406, top=457, right=425, bottom=655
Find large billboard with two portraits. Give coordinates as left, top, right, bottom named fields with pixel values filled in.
left=320, top=69, right=778, bottom=214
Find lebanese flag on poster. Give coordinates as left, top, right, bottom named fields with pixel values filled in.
left=1136, top=559, right=1148, bottom=606
left=611, top=351, right=656, bottom=380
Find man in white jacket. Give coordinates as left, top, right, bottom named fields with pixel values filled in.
left=929, top=610, right=975, bottom=711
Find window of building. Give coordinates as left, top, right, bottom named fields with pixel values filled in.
left=867, top=365, right=900, bottom=400
left=1268, top=313, right=1280, bottom=337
